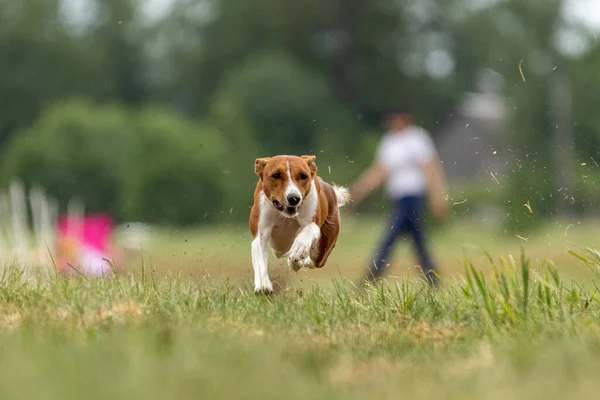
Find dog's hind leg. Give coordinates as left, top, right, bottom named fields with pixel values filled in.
left=311, top=212, right=340, bottom=269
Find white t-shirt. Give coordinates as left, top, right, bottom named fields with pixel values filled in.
left=376, top=125, right=437, bottom=199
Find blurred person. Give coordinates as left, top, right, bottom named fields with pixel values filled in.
left=349, top=107, right=448, bottom=287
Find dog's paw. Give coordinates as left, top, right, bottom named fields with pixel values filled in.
left=288, top=236, right=313, bottom=263
left=303, top=258, right=315, bottom=269
left=287, top=258, right=303, bottom=272
left=254, top=280, right=273, bottom=295
left=287, top=257, right=314, bottom=272
left=254, top=287, right=274, bottom=296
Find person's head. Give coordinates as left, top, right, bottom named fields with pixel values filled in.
left=383, top=107, right=413, bottom=133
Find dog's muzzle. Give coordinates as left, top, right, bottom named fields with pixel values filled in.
left=286, top=194, right=301, bottom=207
left=285, top=206, right=297, bottom=215
left=273, top=193, right=302, bottom=216
left=272, top=200, right=299, bottom=216
left=285, top=194, right=301, bottom=215
left=272, top=200, right=285, bottom=211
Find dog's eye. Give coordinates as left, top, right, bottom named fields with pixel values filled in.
left=271, top=173, right=281, bottom=180
left=299, top=173, right=309, bottom=180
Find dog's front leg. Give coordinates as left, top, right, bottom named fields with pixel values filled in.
left=251, top=229, right=273, bottom=293
left=288, top=223, right=320, bottom=263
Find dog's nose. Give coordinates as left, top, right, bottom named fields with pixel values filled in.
left=287, top=194, right=301, bottom=207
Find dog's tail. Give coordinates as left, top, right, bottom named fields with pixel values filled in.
left=332, top=185, right=351, bottom=208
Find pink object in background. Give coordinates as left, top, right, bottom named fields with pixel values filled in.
left=57, top=214, right=116, bottom=277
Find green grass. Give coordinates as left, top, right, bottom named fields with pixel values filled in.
left=2, top=245, right=600, bottom=399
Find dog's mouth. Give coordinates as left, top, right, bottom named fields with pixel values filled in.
left=285, top=206, right=298, bottom=216
left=272, top=200, right=284, bottom=211
left=272, top=200, right=298, bottom=217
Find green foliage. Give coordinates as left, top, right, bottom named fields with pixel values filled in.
left=574, top=168, right=600, bottom=215
left=502, top=80, right=555, bottom=232
left=0, top=0, right=150, bottom=140
left=0, top=0, right=90, bottom=137
left=1, top=0, right=600, bottom=227
left=209, top=90, right=264, bottom=218
left=176, top=0, right=462, bottom=128
left=119, top=108, right=232, bottom=225
left=570, top=44, right=600, bottom=162
left=0, top=100, right=251, bottom=225
left=216, top=52, right=338, bottom=155
left=0, top=99, right=134, bottom=215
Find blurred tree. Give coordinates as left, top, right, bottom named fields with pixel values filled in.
left=209, top=88, right=263, bottom=219
left=1, top=100, right=251, bottom=225
left=214, top=52, right=338, bottom=155
left=1, top=0, right=599, bottom=227
left=0, top=0, right=91, bottom=145
left=462, top=0, right=583, bottom=230
left=167, top=0, right=468, bottom=130
left=0, top=0, right=152, bottom=149
left=570, top=42, right=600, bottom=164
left=119, top=108, right=232, bottom=225
left=568, top=40, right=600, bottom=215
left=87, top=0, right=148, bottom=104
left=0, top=99, right=134, bottom=215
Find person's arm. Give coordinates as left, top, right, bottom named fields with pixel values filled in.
left=423, top=156, right=448, bottom=219
left=349, top=163, right=388, bottom=206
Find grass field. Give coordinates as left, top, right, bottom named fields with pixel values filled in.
left=141, top=216, right=598, bottom=287
left=1, top=218, right=599, bottom=399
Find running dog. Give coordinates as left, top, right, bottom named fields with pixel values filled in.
left=249, top=155, right=350, bottom=293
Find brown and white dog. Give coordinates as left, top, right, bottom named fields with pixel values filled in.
left=249, top=155, right=351, bottom=293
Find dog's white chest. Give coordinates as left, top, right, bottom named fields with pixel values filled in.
left=270, top=218, right=301, bottom=256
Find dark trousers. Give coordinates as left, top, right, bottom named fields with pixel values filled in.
left=364, top=196, right=439, bottom=286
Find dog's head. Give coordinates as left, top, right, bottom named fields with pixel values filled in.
left=255, top=155, right=317, bottom=217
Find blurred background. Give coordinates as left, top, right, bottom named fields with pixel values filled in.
left=0, top=0, right=599, bottom=285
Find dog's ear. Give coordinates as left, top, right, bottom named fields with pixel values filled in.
left=301, top=155, right=318, bottom=176
left=255, top=158, right=271, bottom=179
